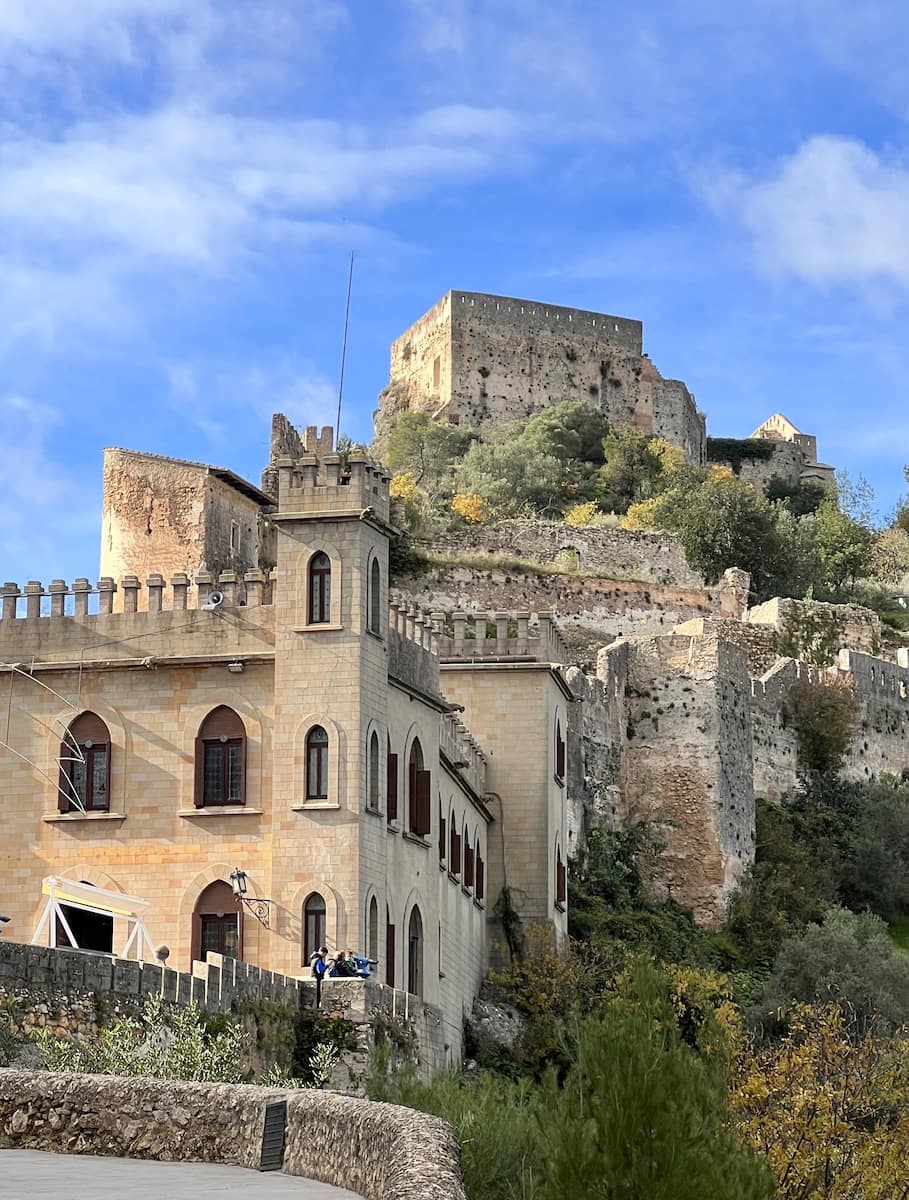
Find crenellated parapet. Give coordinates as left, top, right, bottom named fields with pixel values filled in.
left=440, top=710, right=487, bottom=797
left=271, top=424, right=392, bottom=525
left=0, top=569, right=276, bottom=620
left=434, top=610, right=569, bottom=665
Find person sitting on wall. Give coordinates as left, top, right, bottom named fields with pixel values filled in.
left=310, top=946, right=330, bottom=979
left=330, top=949, right=358, bottom=977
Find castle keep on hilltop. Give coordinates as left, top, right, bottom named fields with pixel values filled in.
left=378, top=290, right=708, bottom=464
left=0, top=419, right=570, bottom=1066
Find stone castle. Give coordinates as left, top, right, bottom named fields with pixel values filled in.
left=0, top=288, right=897, bottom=1071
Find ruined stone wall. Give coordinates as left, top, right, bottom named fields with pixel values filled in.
left=397, top=562, right=748, bottom=669
left=839, top=650, right=909, bottom=783
left=673, top=617, right=780, bottom=677
left=100, top=449, right=266, bottom=597
left=423, top=519, right=706, bottom=586
left=0, top=1070, right=467, bottom=1200
left=709, top=439, right=805, bottom=493
left=747, top=597, right=883, bottom=658
left=592, top=634, right=754, bottom=924
left=382, top=291, right=706, bottom=462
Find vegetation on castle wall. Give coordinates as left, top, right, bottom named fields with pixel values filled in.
left=705, top=437, right=776, bottom=473
left=784, top=677, right=857, bottom=774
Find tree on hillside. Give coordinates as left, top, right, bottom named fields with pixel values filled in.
left=518, top=399, right=610, bottom=465
left=595, top=423, right=679, bottom=514
left=385, top=412, right=471, bottom=496
left=814, top=498, right=875, bottom=595
left=455, top=439, right=565, bottom=517
left=755, top=907, right=909, bottom=1035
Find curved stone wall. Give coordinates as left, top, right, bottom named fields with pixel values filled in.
left=0, top=1070, right=466, bottom=1200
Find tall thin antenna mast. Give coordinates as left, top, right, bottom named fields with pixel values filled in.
left=335, top=252, right=355, bottom=440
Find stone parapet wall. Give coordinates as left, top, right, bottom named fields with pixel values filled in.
left=0, top=1070, right=467, bottom=1200
left=747, top=597, right=883, bottom=659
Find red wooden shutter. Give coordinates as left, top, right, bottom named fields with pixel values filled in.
left=57, top=750, right=70, bottom=812
left=556, top=734, right=566, bottom=780
left=416, top=770, right=431, bottom=836
left=557, top=856, right=566, bottom=904
left=193, top=737, right=205, bottom=807
left=385, top=921, right=396, bottom=987
left=387, top=753, right=398, bottom=822
left=450, top=824, right=457, bottom=872
left=476, top=856, right=485, bottom=900
left=439, top=813, right=446, bottom=861
left=465, top=845, right=475, bottom=888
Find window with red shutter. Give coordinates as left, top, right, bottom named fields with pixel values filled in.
left=387, top=750, right=398, bottom=823
left=465, top=843, right=475, bottom=889
left=415, top=770, right=431, bottom=837
left=555, top=719, right=566, bottom=783
left=476, top=855, right=485, bottom=901
left=439, top=811, right=446, bottom=862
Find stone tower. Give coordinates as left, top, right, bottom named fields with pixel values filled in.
left=376, top=290, right=706, bottom=463
left=268, top=420, right=393, bottom=951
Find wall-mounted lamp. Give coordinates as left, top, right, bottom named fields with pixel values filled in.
left=229, top=867, right=272, bottom=928
left=227, top=661, right=245, bottom=674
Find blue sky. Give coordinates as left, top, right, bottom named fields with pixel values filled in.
left=3, top=0, right=909, bottom=585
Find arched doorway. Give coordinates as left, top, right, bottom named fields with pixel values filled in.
left=407, top=905, right=423, bottom=997
left=57, top=881, right=113, bottom=953
left=192, top=880, right=240, bottom=964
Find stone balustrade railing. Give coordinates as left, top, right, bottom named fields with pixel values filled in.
left=0, top=570, right=276, bottom=619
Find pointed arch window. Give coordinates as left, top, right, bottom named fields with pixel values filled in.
left=367, top=730, right=380, bottom=812
left=555, top=719, right=566, bottom=784
left=407, top=905, right=424, bottom=997
left=369, top=556, right=382, bottom=634
left=385, top=904, right=396, bottom=987
left=308, top=552, right=332, bottom=624
left=303, top=892, right=326, bottom=964
left=306, top=726, right=329, bottom=800
left=194, top=706, right=245, bottom=808
left=387, top=737, right=398, bottom=823
left=408, top=738, right=431, bottom=837
left=59, top=712, right=110, bottom=812
left=367, top=896, right=379, bottom=962
left=556, top=846, right=567, bottom=910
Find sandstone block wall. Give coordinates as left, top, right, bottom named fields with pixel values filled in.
left=0, top=1070, right=467, bottom=1200
left=708, top=438, right=805, bottom=493
left=382, top=290, right=706, bottom=463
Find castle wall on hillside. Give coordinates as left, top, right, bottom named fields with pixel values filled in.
left=397, top=558, right=749, bottom=669
left=708, top=439, right=806, bottom=494
left=604, top=634, right=754, bottom=924
left=422, top=520, right=708, bottom=587
left=382, top=291, right=706, bottom=463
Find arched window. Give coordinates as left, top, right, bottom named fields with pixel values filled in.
left=407, top=906, right=424, bottom=997
left=385, top=904, right=396, bottom=987
left=58, top=712, right=111, bottom=812
left=463, top=825, right=475, bottom=889
left=303, top=892, right=326, bottom=964
left=554, top=718, right=566, bottom=783
left=368, top=731, right=380, bottom=812
left=369, top=556, right=382, bottom=634
left=367, top=896, right=379, bottom=961
left=308, top=552, right=332, bottom=624
left=194, top=706, right=245, bottom=807
left=305, top=726, right=329, bottom=800
left=438, top=803, right=447, bottom=863
left=386, top=736, right=398, bottom=824
left=193, top=880, right=240, bottom=965
left=408, top=738, right=430, bottom=836
left=556, top=845, right=566, bottom=909
left=450, top=818, right=462, bottom=876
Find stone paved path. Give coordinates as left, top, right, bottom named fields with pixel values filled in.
left=0, top=1149, right=363, bottom=1198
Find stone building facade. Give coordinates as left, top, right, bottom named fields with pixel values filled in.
left=101, top=448, right=276, bottom=597
left=378, top=290, right=707, bottom=464
left=0, top=421, right=570, bottom=1063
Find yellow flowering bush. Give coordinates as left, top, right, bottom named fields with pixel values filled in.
left=451, top=491, right=489, bottom=524
left=390, top=471, right=418, bottom=502
left=621, top=496, right=663, bottom=530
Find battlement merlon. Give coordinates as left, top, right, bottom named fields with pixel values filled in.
left=268, top=424, right=393, bottom=527
left=390, top=290, right=645, bottom=362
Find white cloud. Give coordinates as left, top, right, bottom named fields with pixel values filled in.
left=708, top=136, right=909, bottom=292
left=0, top=396, right=95, bottom=576
left=164, top=355, right=337, bottom=448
